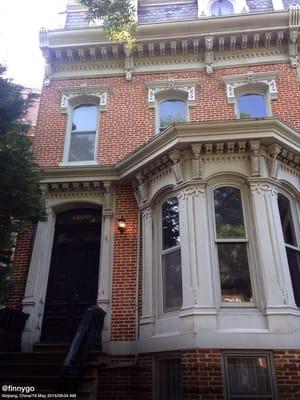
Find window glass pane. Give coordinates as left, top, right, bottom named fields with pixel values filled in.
left=158, top=359, right=182, bottom=400
left=227, top=356, right=272, bottom=397
left=214, top=187, right=246, bottom=239
left=162, top=249, right=182, bottom=312
left=68, top=132, right=95, bottom=162
left=278, top=194, right=297, bottom=246
left=286, top=247, right=300, bottom=307
left=238, top=94, right=267, bottom=119
left=162, top=197, right=180, bottom=250
left=160, top=100, right=186, bottom=129
left=211, top=0, right=234, bottom=16
left=218, top=243, right=253, bottom=302
left=72, top=105, right=97, bottom=132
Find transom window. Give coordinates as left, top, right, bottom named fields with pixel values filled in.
left=237, top=94, right=267, bottom=119
left=211, top=0, right=234, bottom=16
left=161, top=197, right=182, bottom=313
left=223, top=353, right=276, bottom=399
left=213, top=186, right=253, bottom=303
left=159, top=99, right=187, bottom=131
left=277, top=193, right=300, bottom=307
left=67, top=104, right=98, bottom=162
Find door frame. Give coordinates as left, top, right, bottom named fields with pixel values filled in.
left=22, top=187, right=114, bottom=351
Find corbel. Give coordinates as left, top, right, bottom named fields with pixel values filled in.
left=42, top=49, right=52, bottom=87
left=268, top=144, right=282, bottom=179
left=191, top=144, right=203, bottom=179
left=205, top=36, right=214, bottom=75
left=169, top=149, right=184, bottom=184
left=124, top=45, right=134, bottom=81
left=102, top=181, right=113, bottom=212
left=136, top=172, right=149, bottom=204
left=249, top=141, right=261, bottom=176
left=289, top=6, right=300, bottom=68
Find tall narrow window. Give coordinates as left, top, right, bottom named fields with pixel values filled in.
left=237, top=94, right=267, bottom=119
left=213, top=187, right=253, bottom=303
left=211, top=0, right=234, bottom=16
left=159, top=99, right=186, bottom=131
left=223, top=353, right=276, bottom=399
left=278, top=194, right=300, bottom=307
left=68, top=104, right=98, bottom=162
left=161, top=197, right=182, bottom=312
left=155, top=357, right=182, bottom=400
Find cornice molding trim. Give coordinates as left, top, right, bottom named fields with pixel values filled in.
left=41, top=118, right=299, bottom=184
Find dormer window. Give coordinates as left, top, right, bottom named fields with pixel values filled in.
left=211, top=0, right=234, bottom=16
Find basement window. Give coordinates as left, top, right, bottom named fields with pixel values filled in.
left=154, top=355, right=183, bottom=400
left=223, top=352, right=277, bottom=399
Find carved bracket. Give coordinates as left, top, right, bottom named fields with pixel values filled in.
left=60, top=85, right=109, bottom=113
left=205, top=36, right=214, bottom=74
left=169, top=149, right=184, bottom=184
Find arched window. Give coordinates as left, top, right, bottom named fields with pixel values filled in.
left=213, top=186, right=253, bottom=303
left=211, top=0, right=234, bottom=16
left=277, top=193, right=300, bottom=307
left=159, top=99, right=187, bottom=131
left=161, top=196, right=182, bottom=312
left=68, top=104, right=98, bottom=162
left=237, top=93, right=267, bottom=119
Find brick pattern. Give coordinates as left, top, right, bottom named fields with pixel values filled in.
left=182, top=349, right=223, bottom=400
left=246, top=0, right=273, bottom=11
left=34, top=64, right=300, bottom=168
left=110, top=186, right=139, bottom=341
left=274, top=350, right=300, bottom=400
left=7, top=222, right=36, bottom=310
left=138, top=1, right=198, bottom=23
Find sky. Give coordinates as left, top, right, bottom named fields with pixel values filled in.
left=0, top=0, right=67, bottom=89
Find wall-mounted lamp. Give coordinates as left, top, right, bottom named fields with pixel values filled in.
left=118, top=216, right=126, bottom=233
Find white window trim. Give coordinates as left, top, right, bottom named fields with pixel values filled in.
left=208, top=178, right=261, bottom=309
left=156, top=90, right=189, bottom=134
left=62, top=96, right=101, bottom=165
left=235, top=86, right=271, bottom=119
left=222, top=351, right=278, bottom=400
left=222, top=72, right=278, bottom=118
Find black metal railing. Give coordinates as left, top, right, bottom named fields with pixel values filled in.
left=59, top=306, right=106, bottom=392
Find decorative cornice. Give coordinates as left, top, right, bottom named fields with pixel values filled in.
left=40, top=119, right=300, bottom=186
left=60, top=85, right=109, bottom=112
left=40, top=10, right=298, bottom=80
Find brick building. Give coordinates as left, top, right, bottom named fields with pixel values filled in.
left=6, top=0, right=300, bottom=398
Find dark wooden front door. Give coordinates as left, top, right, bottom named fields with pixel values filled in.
left=41, top=208, right=101, bottom=342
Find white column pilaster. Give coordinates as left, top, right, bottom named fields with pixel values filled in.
left=178, top=186, right=215, bottom=314
left=140, top=205, right=154, bottom=335
left=249, top=182, right=296, bottom=312
left=22, top=209, right=56, bottom=350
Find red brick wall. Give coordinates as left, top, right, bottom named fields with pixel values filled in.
left=274, top=350, right=300, bottom=400
left=110, top=185, right=139, bottom=342
left=182, top=349, right=223, bottom=399
left=33, top=63, right=300, bottom=168
left=7, top=222, right=36, bottom=310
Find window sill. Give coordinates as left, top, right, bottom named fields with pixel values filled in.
left=59, top=161, right=97, bottom=167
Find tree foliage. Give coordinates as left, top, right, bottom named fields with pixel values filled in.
left=79, top=0, right=137, bottom=50
left=0, top=66, right=45, bottom=305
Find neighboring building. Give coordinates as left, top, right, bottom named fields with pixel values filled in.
left=22, top=87, right=41, bottom=137
left=7, top=0, right=300, bottom=398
